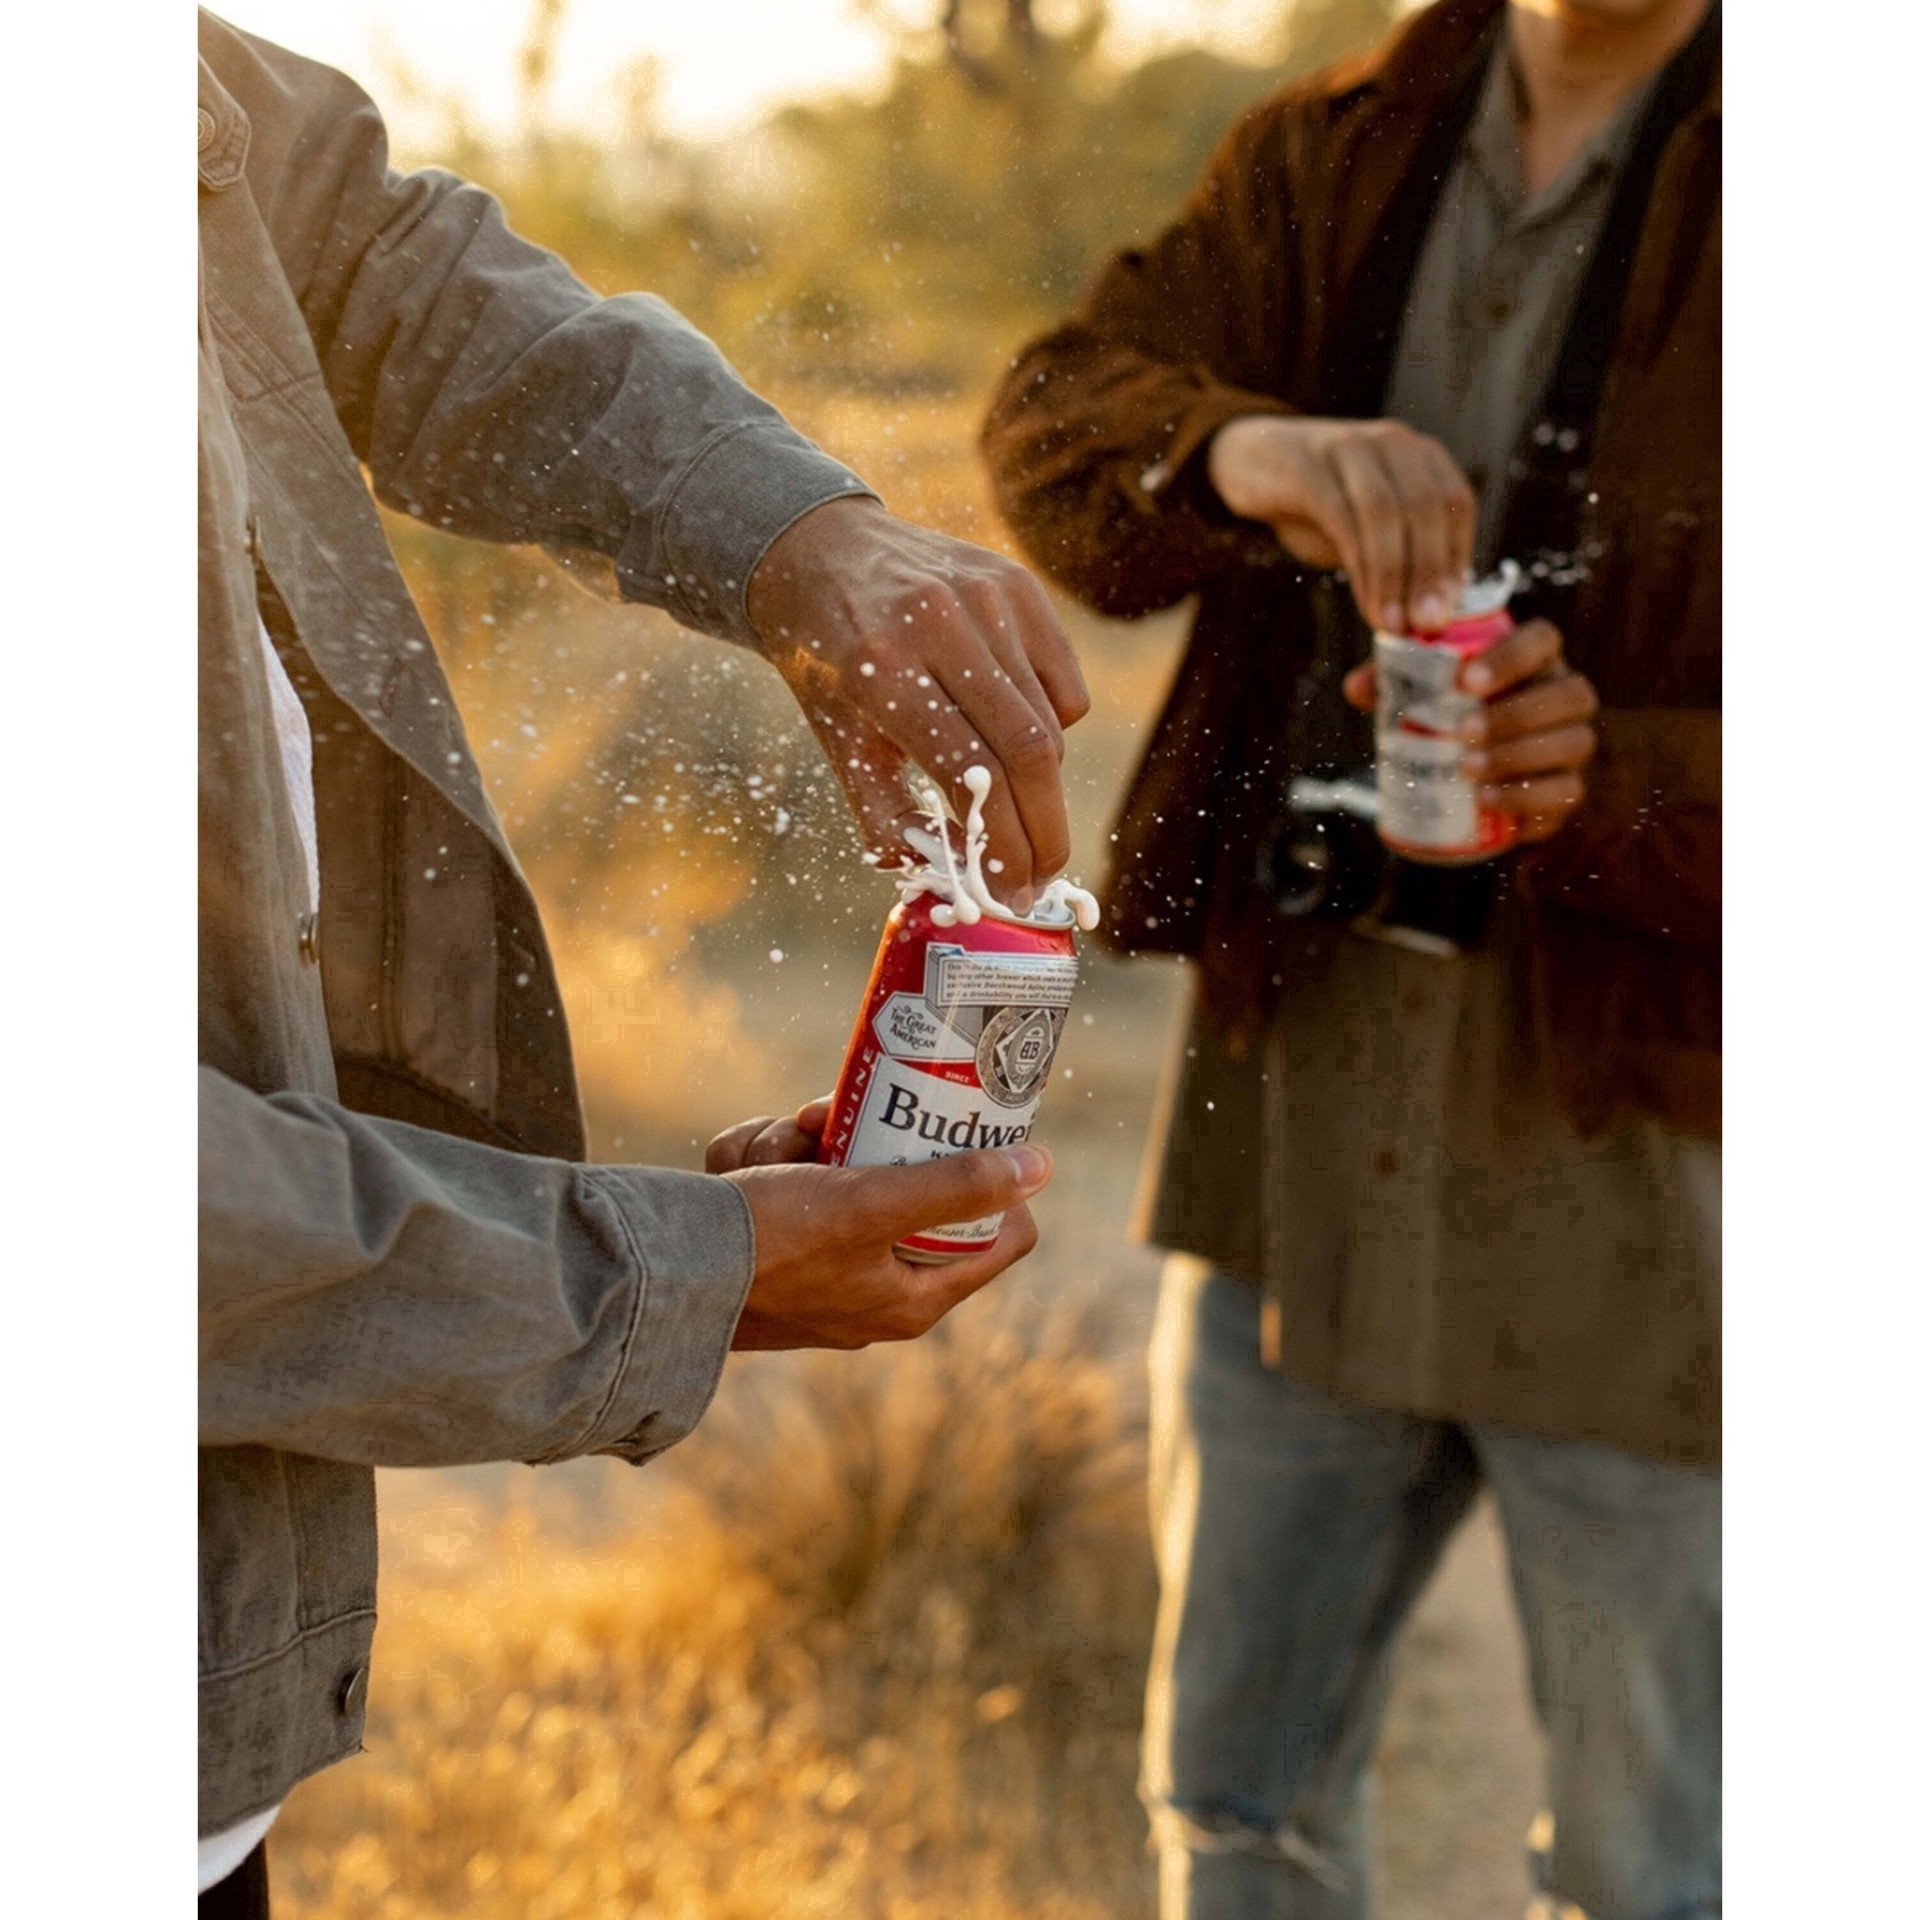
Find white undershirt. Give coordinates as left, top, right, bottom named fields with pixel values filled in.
left=258, top=617, right=320, bottom=907
left=199, top=622, right=318, bottom=1894
left=198, top=1802, right=279, bottom=1895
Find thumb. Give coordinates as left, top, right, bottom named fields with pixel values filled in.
left=1343, top=661, right=1378, bottom=712
left=843, top=1144, right=1054, bottom=1240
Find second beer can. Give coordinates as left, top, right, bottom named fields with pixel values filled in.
left=1373, top=566, right=1523, bottom=865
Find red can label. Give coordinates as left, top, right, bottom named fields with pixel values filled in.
left=822, top=895, right=1078, bottom=1261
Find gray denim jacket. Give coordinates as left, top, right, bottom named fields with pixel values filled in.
left=198, top=9, right=871, bottom=1835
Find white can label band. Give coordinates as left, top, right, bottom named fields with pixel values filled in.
left=846, top=941, right=1078, bottom=1248
left=849, top=1056, right=1045, bottom=1244
left=1374, top=635, right=1482, bottom=852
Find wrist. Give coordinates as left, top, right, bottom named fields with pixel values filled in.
left=745, top=494, right=888, bottom=651
left=1206, top=414, right=1286, bottom=520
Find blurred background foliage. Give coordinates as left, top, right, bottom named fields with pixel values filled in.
left=401, top=0, right=1402, bottom=394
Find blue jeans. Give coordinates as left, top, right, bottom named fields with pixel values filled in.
left=1142, top=1260, right=1720, bottom=1920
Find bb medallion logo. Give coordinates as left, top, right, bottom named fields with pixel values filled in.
left=977, top=1005, right=1062, bottom=1107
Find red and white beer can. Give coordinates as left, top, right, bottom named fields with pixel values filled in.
left=821, top=893, right=1079, bottom=1262
left=1373, top=570, right=1523, bottom=865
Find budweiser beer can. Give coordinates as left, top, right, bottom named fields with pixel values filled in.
left=821, top=893, right=1079, bottom=1262
left=1373, top=567, right=1522, bottom=865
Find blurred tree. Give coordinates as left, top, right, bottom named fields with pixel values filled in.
left=516, top=0, right=567, bottom=134
left=1261, top=0, right=1408, bottom=73
left=393, top=0, right=1406, bottom=396
left=941, top=0, right=1035, bottom=91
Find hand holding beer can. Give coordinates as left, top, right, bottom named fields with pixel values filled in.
left=819, top=765, right=1097, bottom=1263
left=1373, top=563, right=1523, bottom=865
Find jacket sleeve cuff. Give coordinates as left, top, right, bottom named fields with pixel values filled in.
left=621, top=418, right=877, bottom=645
left=574, top=1168, right=756, bottom=1464
left=1143, top=383, right=1293, bottom=525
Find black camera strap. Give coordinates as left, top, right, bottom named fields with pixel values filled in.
left=1327, top=18, right=1504, bottom=421
left=1497, top=1, right=1721, bottom=612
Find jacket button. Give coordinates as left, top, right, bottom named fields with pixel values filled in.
left=298, top=912, right=321, bottom=967
left=335, top=1663, right=368, bottom=1720
left=197, top=108, right=216, bottom=153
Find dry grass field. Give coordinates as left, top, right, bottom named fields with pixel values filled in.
left=271, top=1312, right=1162, bottom=1920
left=268, top=1316, right=1543, bottom=1920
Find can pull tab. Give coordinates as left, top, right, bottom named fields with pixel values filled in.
left=1452, top=559, right=1523, bottom=621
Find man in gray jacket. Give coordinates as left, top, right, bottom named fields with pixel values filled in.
left=198, top=12, right=1083, bottom=1910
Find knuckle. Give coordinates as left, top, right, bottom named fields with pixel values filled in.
left=923, top=581, right=966, bottom=623
left=1003, top=729, right=1058, bottom=775
left=945, top=1165, right=999, bottom=1217
left=1346, top=465, right=1391, bottom=508
left=999, top=1209, right=1039, bottom=1259
left=888, top=1295, right=941, bottom=1341
left=859, top=635, right=903, bottom=676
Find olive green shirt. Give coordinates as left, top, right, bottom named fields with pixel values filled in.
left=1144, top=29, right=1720, bottom=1464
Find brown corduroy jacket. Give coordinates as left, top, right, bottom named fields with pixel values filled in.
left=982, top=0, right=1720, bottom=1141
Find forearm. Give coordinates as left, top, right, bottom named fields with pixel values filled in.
left=1517, top=708, right=1721, bottom=943
left=981, top=96, right=1301, bottom=617
left=364, top=261, right=874, bottom=644
left=198, top=1066, right=753, bottom=1468
left=984, top=323, right=1289, bottom=617
left=207, top=15, right=873, bottom=645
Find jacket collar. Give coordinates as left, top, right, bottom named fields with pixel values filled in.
left=1320, top=0, right=1506, bottom=109
left=197, top=54, right=250, bottom=191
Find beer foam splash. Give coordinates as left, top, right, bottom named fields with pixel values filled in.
left=895, top=764, right=1100, bottom=932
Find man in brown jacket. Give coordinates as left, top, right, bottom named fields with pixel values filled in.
left=983, top=1, right=1719, bottom=1915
